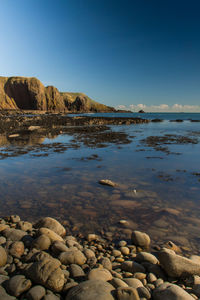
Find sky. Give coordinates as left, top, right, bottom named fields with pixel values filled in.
left=0, top=0, right=200, bottom=112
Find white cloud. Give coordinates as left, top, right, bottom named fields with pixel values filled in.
left=115, top=103, right=200, bottom=112
left=116, top=105, right=127, bottom=110
left=137, top=104, right=146, bottom=109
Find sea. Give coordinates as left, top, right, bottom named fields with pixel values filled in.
left=0, top=112, right=200, bottom=252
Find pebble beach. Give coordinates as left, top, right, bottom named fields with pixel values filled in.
left=1, top=215, right=200, bottom=299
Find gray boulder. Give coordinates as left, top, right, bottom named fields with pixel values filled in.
left=25, top=253, right=64, bottom=292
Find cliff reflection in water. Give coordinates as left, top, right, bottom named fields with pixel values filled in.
left=0, top=133, right=60, bottom=147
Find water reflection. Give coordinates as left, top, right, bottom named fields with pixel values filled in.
left=0, top=122, right=200, bottom=253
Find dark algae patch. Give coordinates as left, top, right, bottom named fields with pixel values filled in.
left=141, top=134, right=198, bottom=154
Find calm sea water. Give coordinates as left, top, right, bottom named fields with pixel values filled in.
left=69, top=112, right=200, bottom=121
left=0, top=113, right=200, bottom=251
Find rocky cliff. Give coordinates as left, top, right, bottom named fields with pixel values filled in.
left=0, top=76, right=115, bottom=112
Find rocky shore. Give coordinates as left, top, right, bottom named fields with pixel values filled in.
left=0, top=111, right=149, bottom=136
left=0, top=215, right=200, bottom=299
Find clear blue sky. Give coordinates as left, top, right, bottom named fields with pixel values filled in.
left=0, top=0, right=200, bottom=111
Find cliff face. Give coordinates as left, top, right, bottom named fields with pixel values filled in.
left=0, top=76, right=115, bottom=112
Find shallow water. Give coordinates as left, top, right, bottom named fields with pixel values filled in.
left=0, top=118, right=200, bottom=252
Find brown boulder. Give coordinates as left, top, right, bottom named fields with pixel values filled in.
left=24, top=252, right=64, bottom=292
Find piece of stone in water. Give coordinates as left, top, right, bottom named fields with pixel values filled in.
left=99, top=179, right=117, bottom=187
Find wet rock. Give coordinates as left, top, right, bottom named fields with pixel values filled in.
left=0, top=286, right=16, bottom=300
left=116, top=287, right=140, bottom=300
left=158, top=248, right=200, bottom=277
left=33, top=234, right=51, bottom=250
left=65, top=279, right=115, bottom=300
left=9, top=241, right=24, bottom=258
left=59, top=250, right=86, bottom=265
left=98, top=179, right=117, bottom=187
left=0, top=246, right=7, bottom=267
left=135, top=252, right=158, bottom=264
left=88, top=267, right=112, bottom=281
left=153, top=282, right=194, bottom=299
left=131, top=231, right=150, bottom=248
left=35, top=217, right=66, bottom=236
left=38, top=228, right=64, bottom=242
left=26, top=285, right=46, bottom=300
left=25, top=255, right=64, bottom=292
left=6, top=275, right=32, bottom=297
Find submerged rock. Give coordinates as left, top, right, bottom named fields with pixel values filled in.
left=98, top=179, right=117, bottom=187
